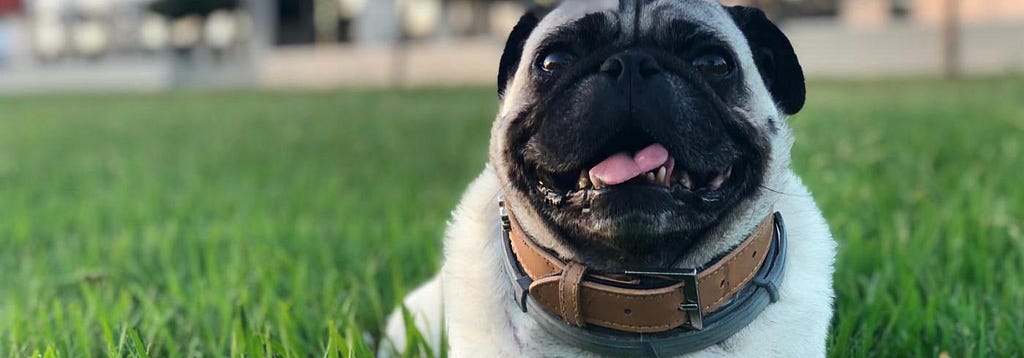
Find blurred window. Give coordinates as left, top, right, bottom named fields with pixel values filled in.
left=276, top=0, right=316, bottom=45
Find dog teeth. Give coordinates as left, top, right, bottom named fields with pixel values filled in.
left=579, top=165, right=688, bottom=190
left=678, top=171, right=693, bottom=189
left=577, top=170, right=591, bottom=190
left=591, top=175, right=605, bottom=190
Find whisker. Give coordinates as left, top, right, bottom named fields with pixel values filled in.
left=759, top=184, right=809, bottom=197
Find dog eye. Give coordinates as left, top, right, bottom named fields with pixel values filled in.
left=540, top=52, right=575, bottom=73
left=692, top=54, right=732, bottom=77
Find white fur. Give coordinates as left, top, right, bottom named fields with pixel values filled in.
left=382, top=1, right=836, bottom=356
left=383, top=166, right=834, bottom=357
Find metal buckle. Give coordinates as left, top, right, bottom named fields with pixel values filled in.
left=498, top=198, right=511, bottom=231
left=623, top=268, right=704, bottom=330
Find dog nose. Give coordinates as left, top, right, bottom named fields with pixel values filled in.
left=600, top=51, right=662, bottom=82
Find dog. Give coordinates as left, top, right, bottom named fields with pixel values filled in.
left=382, top=1, right=836, bottom=356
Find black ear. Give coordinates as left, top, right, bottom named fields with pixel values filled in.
left=498, top=11, right=540, bottom=100
left=725, top=6, right=805, bottom=115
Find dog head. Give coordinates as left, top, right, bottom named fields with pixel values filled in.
left=490, top=0, right=804, bottom=270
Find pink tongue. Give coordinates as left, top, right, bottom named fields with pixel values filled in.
left=589, top=144, right=669, bottom=186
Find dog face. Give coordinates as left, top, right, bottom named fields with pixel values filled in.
left=491, top=0, right=805, bottom=270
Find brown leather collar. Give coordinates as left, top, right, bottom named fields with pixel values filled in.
left=504, top=207, right=776, bottom=334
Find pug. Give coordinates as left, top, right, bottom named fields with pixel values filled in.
left=382, top=1, right=836, bottom=357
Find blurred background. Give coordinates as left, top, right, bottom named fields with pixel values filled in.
left=0, top=1, right=1022, bottom=357
left=0, top=0, right=1020, bottom=93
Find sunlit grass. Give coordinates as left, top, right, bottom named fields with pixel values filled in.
left=0, top=78, right=1021, bottom=356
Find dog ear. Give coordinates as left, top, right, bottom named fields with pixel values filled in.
left=725, top=6, right=806, bottom=115
left=498, top=10, right=541, bottom=100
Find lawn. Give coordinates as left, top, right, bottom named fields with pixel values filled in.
left=0, top=78, right=1021, bottom=357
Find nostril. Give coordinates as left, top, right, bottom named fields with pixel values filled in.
left=600, top=57, right=624, bottom=78
left=638, top=56, right=662, bottom=78
left=602, top=52, right=662, bottom=81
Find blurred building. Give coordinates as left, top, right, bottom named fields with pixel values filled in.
left=0, top=0, right=1021, bottom=93
left=290, top=0, right=1024, bottom=44
left=264, top=0, right=1024, bottom=87
left=725, top=0, right=1024, bottom=27
left=274, top=0, right=535, bottom=45
left=0, top=0, right=254, bottom=62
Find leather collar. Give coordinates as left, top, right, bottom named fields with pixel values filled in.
left=498, top=198, right=786, bottom=344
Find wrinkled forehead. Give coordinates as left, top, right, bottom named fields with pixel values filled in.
left=520, top=0, right=617, bottom=59
left=522, top=0, right=738, bottom=59
left=639, top=0, right=740, bottom=35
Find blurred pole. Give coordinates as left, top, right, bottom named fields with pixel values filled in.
left=237, top=0, right=273, bottom=88
left=313, top=0, right=340, bottom=44
left=356, top=0, right=399, bottom=44
left=391, top=3, right=407, bottom=89
left=437, top=0, right=453, bottom=39
left=354, top=0, right=404, bottom=87
left=942, top=0, right=961, bottom=79
left=250, top=0, right=276, bottom=56
left=470, top=0, right=491, bottom=35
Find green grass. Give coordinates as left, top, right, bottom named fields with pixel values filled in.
left=0, top=78, right=1021, bottom=357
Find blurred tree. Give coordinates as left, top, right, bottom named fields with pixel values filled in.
left=151, top=0, right=240, bottom=19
